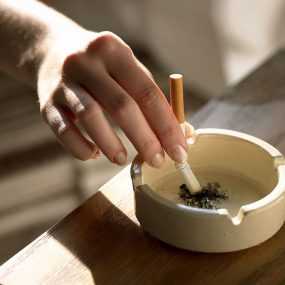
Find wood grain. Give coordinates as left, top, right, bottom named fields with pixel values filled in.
left=2, top=50, right=285, bottom=285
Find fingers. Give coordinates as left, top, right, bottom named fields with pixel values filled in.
left=184, top=122, right=197, bottom=145
left=100, top=41, right=187, bottom=162
left=61, top=32, right=186, bottom=166
left=60, top=82, right=127, bottom=165
left=64, top=52, right=165, bottom=167
left=184, top=122, right=195, bottom=139
left=41, top=103, right=99, bottom=160
left=82, top=69, right=165, bottom=167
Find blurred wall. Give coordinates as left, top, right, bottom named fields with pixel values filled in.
left=45, top=0, right=225, bottom=97
left=214, top=0, right=285, bottom=84
left=45, top=0, right=285, bottom=96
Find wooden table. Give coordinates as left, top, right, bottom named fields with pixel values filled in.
left=1, top=50, right=285, bottom=285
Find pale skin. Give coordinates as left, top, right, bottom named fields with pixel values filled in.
left=0, top=0, right=193, bottom=167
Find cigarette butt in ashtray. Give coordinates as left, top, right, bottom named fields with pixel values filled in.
left=169, top=74, right=201, bottom=194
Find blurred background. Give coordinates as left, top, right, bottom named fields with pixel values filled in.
left=1, top=0, right=285, bottom=264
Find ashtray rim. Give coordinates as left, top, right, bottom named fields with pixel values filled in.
left=131, top=128, right=285, bottom=220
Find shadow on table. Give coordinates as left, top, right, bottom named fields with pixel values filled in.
left=50, top=192, right=258, bottom=285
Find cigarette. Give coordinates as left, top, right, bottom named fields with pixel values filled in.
left=170, top=74, right=185, bottom=124
left=169, top=73, right=201, bottom=194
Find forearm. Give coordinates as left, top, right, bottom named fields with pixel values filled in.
left=0, top=0, right=82, bottom=86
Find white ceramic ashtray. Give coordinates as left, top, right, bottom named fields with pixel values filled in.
left=131, top=128, right=285, bottom=252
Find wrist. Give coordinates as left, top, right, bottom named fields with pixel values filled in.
left=37, top=23, right=83, bottom=74
left=37, top=25, right=97, bottom=104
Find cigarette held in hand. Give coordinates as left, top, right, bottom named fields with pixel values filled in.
left=169, top=73, right=202, bottom=194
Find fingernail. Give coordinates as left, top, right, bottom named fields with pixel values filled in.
left=170, top=145, right=188, bottom=163
left=114, top=151, right=127, bottom=165
left=150, top=152, right=164, bottom=168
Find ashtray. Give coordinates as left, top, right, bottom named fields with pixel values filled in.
left=131, top=128, right=285, bottom=252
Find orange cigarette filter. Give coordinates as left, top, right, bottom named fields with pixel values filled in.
left=169, top=74, right=185, bottom=123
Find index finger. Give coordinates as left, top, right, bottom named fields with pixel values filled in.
left=105, top=51, right=187, bottom=163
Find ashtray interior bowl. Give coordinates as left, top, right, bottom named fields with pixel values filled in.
left=131, top=128, right=285, bottom=252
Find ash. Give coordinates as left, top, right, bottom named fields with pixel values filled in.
left=179, top=182, right=228, bottom=209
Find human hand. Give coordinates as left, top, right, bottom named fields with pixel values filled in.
left=38, top=30, right=188, bottom=167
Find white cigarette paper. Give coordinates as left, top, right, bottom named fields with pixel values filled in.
left=176, top=123, right=201, bottom=194
left=176, top=161, right=201, bottom=194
